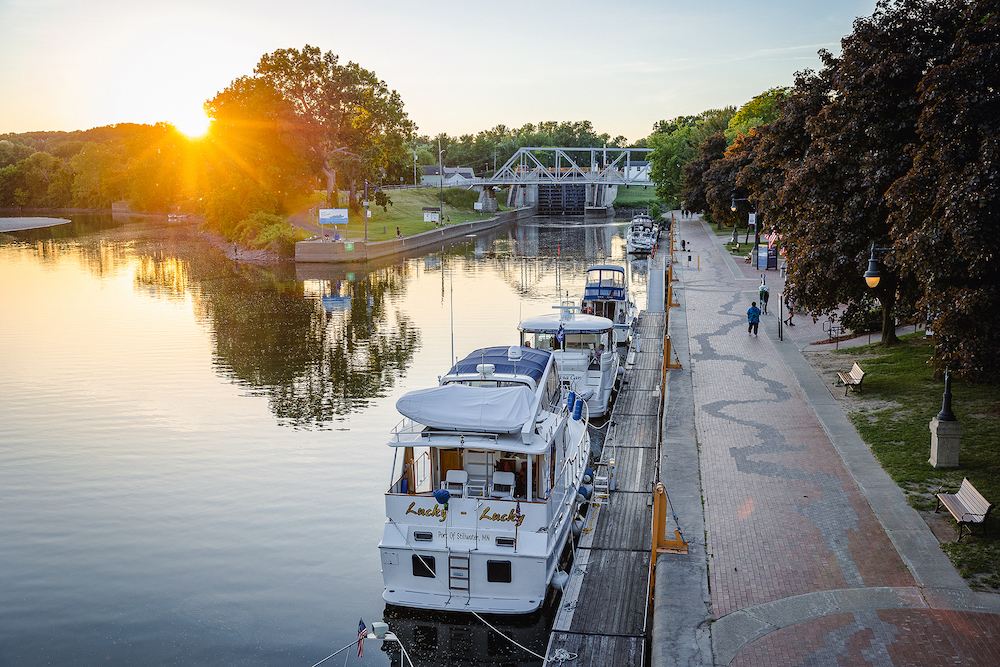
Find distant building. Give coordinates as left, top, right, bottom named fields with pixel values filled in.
left=421, top=165, right=476, bottom=186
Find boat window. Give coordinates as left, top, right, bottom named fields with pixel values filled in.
left=545, top=369, right=561, bottom=410
left=412, top=554, right=436, bottom=578
left=413, top=531, right=433, bottom=542
left=487, top=560, right=512, bottom=583
left=496, top=537, right=515, bottom=547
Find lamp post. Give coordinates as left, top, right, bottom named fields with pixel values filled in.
left=438, top=139, right=445, bottom=226
left=731, top=197, right=759, bottom=269
left=862, top=242, right=901, bottom=345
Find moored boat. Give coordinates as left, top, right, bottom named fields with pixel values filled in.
left=379, top=345, right=590, bottom=614
left=580, top=264, right=636, bottom=346
left=625, top=214, right=656, bottom=254
left=517, top=308, right=619, bottom=418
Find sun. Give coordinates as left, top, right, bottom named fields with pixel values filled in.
left=173, top=109, right=212, bottom=138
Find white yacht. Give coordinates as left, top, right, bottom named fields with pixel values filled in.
left=580, top=264, right=636, bottom=346
left=517, top=309, right=619, bottom=418
left=626, top=214, right=657, bottom=254
left=379, top=345, right=590, bottom=614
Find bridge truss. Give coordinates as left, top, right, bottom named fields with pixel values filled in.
left=489, top=147, right=653, bottom=186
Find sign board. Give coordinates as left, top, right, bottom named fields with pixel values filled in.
left=758, top=245, right=769, bottom=266
left=767, top=246, right=778, bottom=269
left=344, top=242, right=354, bottom=252
left=319, top=208, right=349, bottom=227
left=747, top=213, right=757, bottom=227
left=474, top=202, right=483, bottom=211
left=424, top=211, right=440, bottom=223
left=366, top=210, right=372, bottom=219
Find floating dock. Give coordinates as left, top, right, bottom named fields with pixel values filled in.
left=545, top=310, right=667, bottom=666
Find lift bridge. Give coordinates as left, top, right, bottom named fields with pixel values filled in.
left=472, top=147, right=653, bottom=217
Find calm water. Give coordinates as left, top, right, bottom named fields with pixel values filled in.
left=0, top=213, right=647, bottom=666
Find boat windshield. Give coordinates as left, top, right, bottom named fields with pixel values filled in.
left=445, top=380, right=530, bottom=388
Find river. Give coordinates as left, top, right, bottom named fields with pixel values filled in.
left=0, top=213, right=649, bottom=666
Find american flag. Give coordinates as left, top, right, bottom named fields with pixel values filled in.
left=357, top=618, right=366, bottom=657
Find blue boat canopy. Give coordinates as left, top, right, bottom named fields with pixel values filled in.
left=446, top=346, right=551, bottom=385
left=584, top=265, right=626, bottom=300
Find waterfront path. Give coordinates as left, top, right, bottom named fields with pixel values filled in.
left=654, top=214, right=1000, bottom=665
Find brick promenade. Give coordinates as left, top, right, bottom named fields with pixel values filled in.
left=656, top=214, right=1000, bottom=666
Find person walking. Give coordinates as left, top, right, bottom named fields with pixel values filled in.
left=784, top=290, right=795, bottom=326
left=747, top=301, right=761, bottom=336
left=759, top=277, right=770, bottom=314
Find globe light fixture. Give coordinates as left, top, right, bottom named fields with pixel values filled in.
left=863, top=244, right=891, bottom=288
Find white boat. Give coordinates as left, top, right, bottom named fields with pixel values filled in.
left=626, top=214, right=657, bottom=254
left=580, top=264, right=636, bottom=346
left=379, top=345, right=590, bottom=614
left=517, top=309, right=620, bottom=418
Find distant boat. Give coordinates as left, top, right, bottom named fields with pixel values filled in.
left=379, top=345, right=590, bottom=614
left=580, top=264, right=636, bottom=346
left=626, top=214, right=656, bottom=254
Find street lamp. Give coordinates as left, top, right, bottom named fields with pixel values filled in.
left=438, top=140, right=446, bottom=226
left=731, top=197, right=760, bottom=269
left=863, top=243, right=892, bottom=288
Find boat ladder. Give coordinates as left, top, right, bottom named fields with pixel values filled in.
left=448, top=553, right=470, bottom=591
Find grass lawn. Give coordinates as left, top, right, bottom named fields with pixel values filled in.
left=318, top=187, right=506, bottom=242
left=612, top=187, right=660, bottom=208
left=834, top=334, right=1000, bottom=589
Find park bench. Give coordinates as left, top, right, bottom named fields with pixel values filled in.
left=837, top=362, right=866, bottom=395
left=936, top=478, right=993, bottom=542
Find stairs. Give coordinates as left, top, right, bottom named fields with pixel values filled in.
left=449, top=553, right=470, bottom=591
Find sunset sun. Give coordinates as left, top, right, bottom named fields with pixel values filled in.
left=173, top=109, right=211, bottom=138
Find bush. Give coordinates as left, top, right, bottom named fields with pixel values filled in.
left=229, top=211, right=304, bottom=259
left=442, top=188, right=479, bottom=209
left=841, top=296, right=883, bottom=333
left=649, top=203, right=662, bottom=220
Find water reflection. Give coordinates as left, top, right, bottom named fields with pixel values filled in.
left=381, top=604, right=554, bottom=667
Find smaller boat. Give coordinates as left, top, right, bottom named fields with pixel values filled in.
left=518, top=307, right=619, bottom=418
left=626, top=214, right=657, bottom=254
left=580, top=265, right=636, bottom=346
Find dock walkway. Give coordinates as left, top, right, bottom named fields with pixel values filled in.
left=545, top=311, right=667, bottom=666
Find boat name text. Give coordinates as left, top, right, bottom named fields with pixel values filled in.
left=405, top=502, right=447, bottom=522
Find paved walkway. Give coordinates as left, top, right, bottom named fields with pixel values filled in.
left=653, top=214, right=1000, bottom=665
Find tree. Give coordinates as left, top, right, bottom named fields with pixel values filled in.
left=886, top=1, right=1000, bottom=381
left=246, top=46, right=415, bottom=208
left=681, top=131, right=727, bottom=223
left=726, top=87, right=789, bottom=140
left=743, top=0, right=961, bottom=345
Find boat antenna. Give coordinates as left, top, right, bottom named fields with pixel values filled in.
left=450, top=251, right=455, bottom=366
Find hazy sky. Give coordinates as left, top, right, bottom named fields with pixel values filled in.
left=0, top=0, right=878, bottom=142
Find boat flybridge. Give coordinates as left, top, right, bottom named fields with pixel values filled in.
left=626, top=214, right=657, bottom=254
left=380, top=345, right=590, bottom=614
left=581, top=264, right=636, bottom=347
left=517, top=308, right=620, bottom=419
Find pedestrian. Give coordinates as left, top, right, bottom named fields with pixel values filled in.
left=759, top=278, right=770, bottom=314
left=747, top=301, right=761, bottom=336
left=396, top=226, right=402, bottom=238
left=784, top=291, right=795, bottom=326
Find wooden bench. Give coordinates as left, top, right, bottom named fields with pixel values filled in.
left=837, top=362, right=866, bottom=395
left=936, top=478, right=993, bottom=541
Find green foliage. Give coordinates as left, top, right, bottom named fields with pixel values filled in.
left=442, top=188, right=478, bottom=209
left=648, top=203, right=662, bottom=220
left=726, top=87, right=789, bottom=140
left=228, top=211, right=304, bottom=258
left=649, top=108, right=736, bottom=211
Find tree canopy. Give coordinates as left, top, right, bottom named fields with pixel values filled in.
left=689, top=0, right=999, bottom=381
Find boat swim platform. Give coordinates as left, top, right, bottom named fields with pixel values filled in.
left=545, top=310, right=668, bottom=667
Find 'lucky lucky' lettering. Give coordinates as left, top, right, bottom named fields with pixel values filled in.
left=479, top=506, right=525, bottom=527
left=406, top=501, right=447, bottom=522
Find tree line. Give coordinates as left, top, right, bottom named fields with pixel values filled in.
left=656, top=0, right=998, bottom=383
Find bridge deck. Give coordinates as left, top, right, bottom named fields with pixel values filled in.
left=545, top=310, right=665, bottom=667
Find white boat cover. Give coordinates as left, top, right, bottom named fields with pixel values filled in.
left=396, top=384, right=535, bottom=433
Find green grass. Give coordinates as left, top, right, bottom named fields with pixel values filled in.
left=314, top=187, right=508, bottom=242
left=837, top=334, right=1000, bottom=589
left=612, top=187, right=660, bottom=207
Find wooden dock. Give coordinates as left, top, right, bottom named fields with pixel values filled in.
left=545, top=310, right=666, bottom=667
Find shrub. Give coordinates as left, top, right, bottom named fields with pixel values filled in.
left=442, top=188, right=479, bottom=209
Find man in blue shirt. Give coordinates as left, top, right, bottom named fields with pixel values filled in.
left=747, top=302, right=761, bottom=336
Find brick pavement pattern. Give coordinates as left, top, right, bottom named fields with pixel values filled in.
left=673, top=216, right=999, bottom=664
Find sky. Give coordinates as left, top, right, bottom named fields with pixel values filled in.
left=0, top=0, right=878, bottom=143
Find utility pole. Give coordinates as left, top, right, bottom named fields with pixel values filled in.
left=438, top=138, right=444, bottom=225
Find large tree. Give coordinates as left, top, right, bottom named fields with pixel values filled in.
left=747, top=0, right=962, bottom=345
left=886, top=1, right=1000, bottom=381
left=209, top=45, right=415, bottom=209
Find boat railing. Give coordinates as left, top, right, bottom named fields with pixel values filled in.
left=390, top=417, right=500, bottom=446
